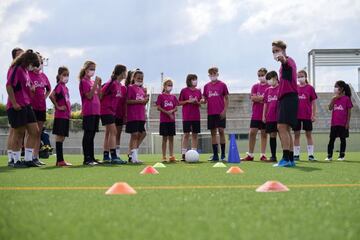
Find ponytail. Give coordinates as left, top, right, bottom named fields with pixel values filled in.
left=344, top=84, right=352, bottom=97
left=335, top=80, right=352, bottom=97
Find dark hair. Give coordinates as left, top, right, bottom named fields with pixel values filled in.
left=132, top=69, right=143, bottom=84
left=272, top=40, right=287, bottom=50
left=111, top=64, right=127, bottom=81
left=125, top=70, right=134, bottom=86
left=258, top=67, right=268, bottom=75
left=265, top=71, right=278, bottom=81
left=79, top=61, right=96, bottom=80
left=208, top=67, right=218, bottom=75
left=10, top=49, right=40, bottom=68
left=298, top=70, right=309, bottom=84
left=335, top=80, right=351, bottom=97
left=11, top=48, right=23, bottom=59
left=186, top=74, right=197, bottom=87
left=56, top=66, right=69, bottom=83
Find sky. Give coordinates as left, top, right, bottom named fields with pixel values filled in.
left=1, top=0, right=360, bottom=105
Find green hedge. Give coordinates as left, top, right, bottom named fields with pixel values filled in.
left=0, top=103, right=7, bottom=116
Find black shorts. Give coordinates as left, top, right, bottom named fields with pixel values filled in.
left=101, top=114, right=115, bottom=126
left=278, top=93, right=298, bottom=128
left=250, top=120, right=265, bottom=130
left=34, top=110, right=46, bottom=122
left=7, top=105, right=37, bottom=128
left=160, top=122, right=176, bottom=136
left=82, top=115, right=100, bottom=132
left=266, top=122, right=278, bottom=133
left=52, top=118, right=70, bottom=137
left=183, top=121, right=201, bottom=133
left=293, top=119, right=313, bottom=131
left=126, top=121, right=146, bottom=133
left=207, top=115, right=226, bottom=130
left=115, top=117, right=124, bottom=127
left=330, top=126, right=349, bottom=139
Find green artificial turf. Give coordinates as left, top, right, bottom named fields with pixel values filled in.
left=0, top=153, right=359, bottom=240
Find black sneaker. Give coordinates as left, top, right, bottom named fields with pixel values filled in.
left=13, top=161, right=29, bottom=168
left=32, top=158, right=45, bottom=166
left=181, top=154, right=186, bottom=162
left=293, top=155, right=300, bottom=161
left=25, top=160, right=41, bottom=167
left=92, top=159, right=103, bottom=165
left=83, top=160, right=98, bottom=166
left=128, top=154, right=133, bottom=163
left=8, top=160, right=14, bottom=167
left=308, top=155, right=317, bottom=161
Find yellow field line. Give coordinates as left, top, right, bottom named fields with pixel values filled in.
left=0, top=183, right=360, bottom=191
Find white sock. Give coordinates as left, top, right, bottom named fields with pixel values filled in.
left=247, top=152, right=254, bottom=157
left=7, top=150, right=13, bottom=162
left=116, top=145, right=121, bottom=156
left=131, top=149, right=137, bottom=161
left=260, top=153, right=266, bottom=157
left=294, top=146, right=300, bottom=156
left=191, top=148, right=197, bottom=151
left=13, top=151, right=21, bottom=163
left=135, top=148, right=139, bottom=160
left=307, top=145, right=314, bottom=156
left=24, top=148, right=34, bottom=162
left=182, top=148, right=187, bottom=154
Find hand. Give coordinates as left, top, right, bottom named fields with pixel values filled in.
left=95, top=76, right=102, bottom=86
left=143, top=96, right=149, bottom=104
left=345, top=123, right=349, bottom=129
left=30, top=85, right=36, bottom=92
left=13, top=102, right=21, bottom=111
left=57, top=105, right=66, bottom=111
left=311, top=115, right=316, bottom=122
left=220, top=111, right=226, bottom=120
left=262, top=116, right=266, bottom=123
left=200, top=99, right=206, bottom=104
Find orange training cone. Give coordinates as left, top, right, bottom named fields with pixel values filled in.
left=226, top=166, right=244, bottom=174
left=140, top=166, right=159, bottom=175
left=105, top=182, right=137, bottom=195
left=256, top=181, right=289, bottom=192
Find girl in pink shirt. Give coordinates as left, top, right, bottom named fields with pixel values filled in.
left=49, top=66, right=72, bottom=167
left=156, top=78, right=179, bottom=163
left=326, top=81, right=353, bottom=161
left=179, top=74, right=202, bottom=161
left=79, top=61, right=102, bottom=166
left=293, top=70, right=318, bottom=161
left=126, top=69, right=149, bottom=163
left=100, top=64, right=127, bottom=164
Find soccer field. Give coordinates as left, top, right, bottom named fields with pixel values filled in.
left=1, top=153, right=359, bottom=240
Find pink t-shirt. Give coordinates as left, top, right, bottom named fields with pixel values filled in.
left=278, top=57, right=297, bottom=99
left=179, top=87, right=202, bottom=121
left=54, top=83, right=71, bottom=119
left=29, top=71, right=51, bottom=111
left=115, top=83, right=127, bottom=119
left=203, top=80, right=229, bottom=115
left=126, top=84, right=146, bottom=122
left=6, top=66, right=32, bottom=109
left=156, top=93, right=179, bottom=123
left=250, top=83, right=270, bottom=121
left=100, top=80, right=121, bottom=116
left=297, top=84, right=317, bottom=120
left=79, top=78, right=101, bottom=116
left=263, top=85, right=279, bottom=123
left=331, top=95, right=353, bottom=127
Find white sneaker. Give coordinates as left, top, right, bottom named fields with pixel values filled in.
left=337, top=157, right=345, bottom=161
left=325, top=157, right=332, bottom=161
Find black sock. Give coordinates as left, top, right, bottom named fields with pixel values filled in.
left=220, top=144, right=225, bottom=156
left=212, top=144, right=219, bottom=156
left=327, top=137, right=335, bottom=158
left=104, top=151, right=109, bottom=158
left=110, top=149, right=117, bottom=159
left=56, top=142, right=63, bottom=162
left=289, top=151, right=294, bottom=162
left=270, top=137, right=276, bottom=158
left=282, top=150, right=290, bottom=161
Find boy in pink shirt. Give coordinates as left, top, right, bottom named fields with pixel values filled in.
left=242, top=68, right=269, bottom=162
left=156, top=78, right=179, bottom=162
left=262, top=71, right=280, bottom=162
left=179, top=74, right=202, bottom=161
left=49, top=66, right=72, bottom=166
left=326, top=81, right=353, bottom=161
left=293, top=70, right=318, bottom=161
left=203, top=67, right=229, bottom=162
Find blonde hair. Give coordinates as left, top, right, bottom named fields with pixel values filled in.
left=162, top=77, right=173, bottom=93
left=298, top=70, right=309, bottom=84
left=79, top=60, right=96, bottom=80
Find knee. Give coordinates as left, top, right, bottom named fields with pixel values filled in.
left=218, top=128, right=225, bottom=135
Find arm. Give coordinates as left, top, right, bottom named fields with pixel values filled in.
left=328, top=96, right=339, bottom=110
left=251, top=95, right=264, bottom=103
left=85, top=77, right=101, bottom=100
left=346, top=109, right=351, bottom=129
left=262, top=103, right=267, bottom=123
left=6, top=85, right=21, bottom=110
left=311, top=100, right=317, bottom=122
left=49, top=90, right=66, bottom=111
left=220, top=95, right=229, bottom=119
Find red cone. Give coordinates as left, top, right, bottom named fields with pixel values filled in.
left=256, top=181, right=289, bottom=192
left=140, top=166, right=159, bottom=175
left=105, top=182, right=137, bottom=195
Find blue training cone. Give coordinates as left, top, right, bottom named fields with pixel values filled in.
left=228, top=134, right=241, bottom=163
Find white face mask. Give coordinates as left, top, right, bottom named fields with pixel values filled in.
left=191, top=80, right=198, bottom=86
left=166, top=86, right=173, bottom=92
left=258, top=76, right=266, bottom=83
left=28, top=65, right=35, bottom=72
left=334, top=87, right=339, bottom=94
left=268, top=78, right=277, bottom=86
left=210, top=76, right=217, bottom=82
left=62, top=77, right=69, bottom=84
left=273, top=52, right=283, bottom=61
left=297, top=77, right=306, bottom=84
left=135, top=81, right=143, bottom=87
left=88, top=70, right=95, bottom=78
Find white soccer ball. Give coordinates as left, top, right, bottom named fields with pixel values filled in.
left=185, top=150, right=199, bottom=163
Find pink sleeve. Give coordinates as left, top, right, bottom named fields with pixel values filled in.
left=263, top=90, right=268, bottom=103
left=6, top=67, right=18, bottom=87
left=203, top=85, right=208, bottom=99
left=310, top=87, right=317, bottom=101
left=174, top=95, right=179, bottom=106
left=347, top=97, right=353, bottom=109
left=127, top=86, right=135, bottom=100
left=250, top=84, right=257, bottom=96
left=80, top=80, right=91, bottom=97
left=156, top=95, right=162, bottom=106
left=179, top=89, right=184, bottom=101
left=44, top=74, right=51, bottom=91
left=223, top=83, right=229, bottom=96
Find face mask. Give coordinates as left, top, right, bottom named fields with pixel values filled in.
left=334, top=87, right=339, bottom=94
left=192, top=80, right=198, bottom=86
left=166, top=86, right=173, bottom=92
left=210, top=76, right=217, bottom=81
left=88, top=70, right=95, bottom=77
left=28, top=65, right=35, bottom=71
left=297, top=77, right=306, bottom=84
left=273, top=52, right=283, bottom=61
left=135, top=81, right=143, bottom=87
left=62, top=77, right=69, bottom=84
left=258, top=76, right=266, bottom=83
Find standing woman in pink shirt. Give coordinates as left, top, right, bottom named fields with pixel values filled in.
left=79, top=61, right=102, bottom=166
left=126, top=69, right=149, bottom=164
left=6, top=49, right=41, bottom=168
left=28, top=52, right=51, bottom=165
left=100, top=64, right=127, bottom=164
